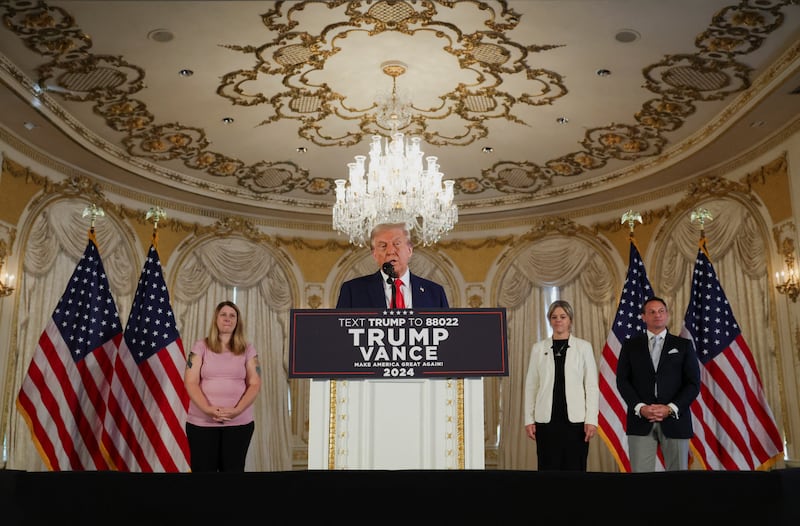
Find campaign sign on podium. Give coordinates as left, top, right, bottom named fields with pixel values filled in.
left=289, top=308, right=508, bottom=379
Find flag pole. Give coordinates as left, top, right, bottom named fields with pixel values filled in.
left=621, top=209, right=643, bottom=248
left=598, top=209, right=654, bottom=472
left=690, top=207, right=713, bottom=258
left=82, top=203, right=105, bottom=242
left=105, top=204, right=190, bottom=472
left=681, top=205, right=784, bottom=469
left=621, top=209, right=642, bottom=234
left=145, top=206, right=166, bottom=251
left=18, top=202, right=122, bottom=470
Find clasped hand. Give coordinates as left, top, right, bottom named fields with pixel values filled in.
left=211, top=406, right=234, bottom=422
left=641, top=403, right=671, bottom=422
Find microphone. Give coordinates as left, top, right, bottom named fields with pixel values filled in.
left=382, top=262, right=398, bottom=308
left=382, top=262, right=398, bottom=280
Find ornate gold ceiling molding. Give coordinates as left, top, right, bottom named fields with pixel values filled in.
left=592, top=179, right=758, bottom=236
left=1, top=1, right=312, bottom=200
left=515, top=216, right=609, bottom=248
left=0, top=53, right=319, bottom=208
left=475, top=0, right=795, bottom=200
left=0, top=153, right=345, bottom=246
left=591, top=150, right=787, bottom=235
left=0, top=0, right=796, bottom=206
left=435, top=235, right=515, bottom=251
left=218, top=0, right=565, bottom=148
left=741, top=154, right=788, bottom=191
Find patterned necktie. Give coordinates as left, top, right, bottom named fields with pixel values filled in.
left=394, top=279, right=405, bottom=309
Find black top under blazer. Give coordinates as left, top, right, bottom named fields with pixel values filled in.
left=616, top=332, right=701, bottom=439
left=336, top=271, right=449, bottom=309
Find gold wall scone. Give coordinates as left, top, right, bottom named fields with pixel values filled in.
left=0, top=239, right=14, bottom=297
left=776, top=238, right=800, bottom=302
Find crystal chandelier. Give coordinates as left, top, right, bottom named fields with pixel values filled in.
left=374, top=61, right=413, bottom=131
left=332, top=62, right=458, bottom=247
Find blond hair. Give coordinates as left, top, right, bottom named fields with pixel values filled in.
left=548, top=300, right=574, bottom=324
left=206, top=300, right=248, bottom=355
left=369, top=222, right=412, bottom=249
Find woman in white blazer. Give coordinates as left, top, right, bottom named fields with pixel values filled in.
left=523, top=300, right=599, bottom=470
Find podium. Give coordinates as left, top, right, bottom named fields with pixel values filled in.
left=290, top=308, right=507, bottom=470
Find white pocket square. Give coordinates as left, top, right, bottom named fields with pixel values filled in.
left=668, top=349, right=679, bottom=354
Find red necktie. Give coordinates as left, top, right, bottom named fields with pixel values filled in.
left=394, top=279, right=406, bottom=309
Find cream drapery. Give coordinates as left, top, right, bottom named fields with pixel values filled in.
left=171, top=235, right=293, bottom=471
left=495, top=235, right=618, bottom=471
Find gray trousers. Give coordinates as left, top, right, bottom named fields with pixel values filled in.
left=628, top=422, right=690, bottom=472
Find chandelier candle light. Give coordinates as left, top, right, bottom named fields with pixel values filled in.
left=332, top=62, right=458, bottom=247
left=776, top=238, right=800, bottom=302
left=0, top=239, right=14, bottom=298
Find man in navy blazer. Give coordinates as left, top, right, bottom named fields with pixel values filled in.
left=616, top=296, right=700, bottom=472
left=336, top=223, right=449, bottom=309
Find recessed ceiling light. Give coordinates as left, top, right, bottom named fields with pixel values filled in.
left=749, top=120, right=766, bottom=128
left=179, top=69, right=194, bottom=77
left=147, top=29, right=174, bottom=43
left=556, top=117, right=569, bottom=125
left=482, top=146, right=493, bottom=153
left=222, top=117, right=234, bottom=124
left=615, top=29, right=640, bottom=43
left=596, top=68, right=611, bottom=77
left=296, top=146, right=307, bottom=153
left=23, top=121, right=36, bottom=131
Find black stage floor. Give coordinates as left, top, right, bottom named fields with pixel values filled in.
left=1, top=467, right=798, bottom=525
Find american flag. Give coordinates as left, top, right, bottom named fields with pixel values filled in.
left=680, top=240, right=783, bottom=470
left=103, top=241, right=191, bottom=471
left=16, top=233, right=122, bottom=470
left=598, top=238, right=653, bottom=472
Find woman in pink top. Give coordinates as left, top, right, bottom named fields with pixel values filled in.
left=184, top=301, right=261, bottom=472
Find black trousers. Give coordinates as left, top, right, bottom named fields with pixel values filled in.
left=186, top=421, right=255, bottom=472
left=535, top=421, right=588, bottom=471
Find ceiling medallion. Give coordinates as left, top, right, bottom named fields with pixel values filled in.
left=374, top=61, right=413, bottom=131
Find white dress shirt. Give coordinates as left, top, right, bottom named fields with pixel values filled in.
left=381, top=269, right=411, bottom=308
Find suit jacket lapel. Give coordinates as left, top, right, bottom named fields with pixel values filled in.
left=369, top=271, right=386, bottom=309
left=657, top=333, right=674, bottom=368
left=409, top=273, right=425, bottom=307
left=370, top=271, right=388, bottom=308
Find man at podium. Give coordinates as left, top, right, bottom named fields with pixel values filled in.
left=310, top=222, right=482, bottom=470
left=336, top=223, right=449, bottom=309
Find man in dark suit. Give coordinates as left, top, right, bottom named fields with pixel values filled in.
left=616, top=296, right=700, bottom=471
left=336, top=223, right=449, bottom=309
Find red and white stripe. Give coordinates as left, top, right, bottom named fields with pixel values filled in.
left=688, top=335, right=783, bottom=470
left=16, top=322, right=121, bottom=470
left=104, top=337, right=190, bottom=472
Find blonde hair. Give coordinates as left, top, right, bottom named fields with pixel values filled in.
left=548, top=300, right=574, bottom=324
left=206, top=300, right=248, bottom=355
left=369, top=223, right=412, bottom=249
